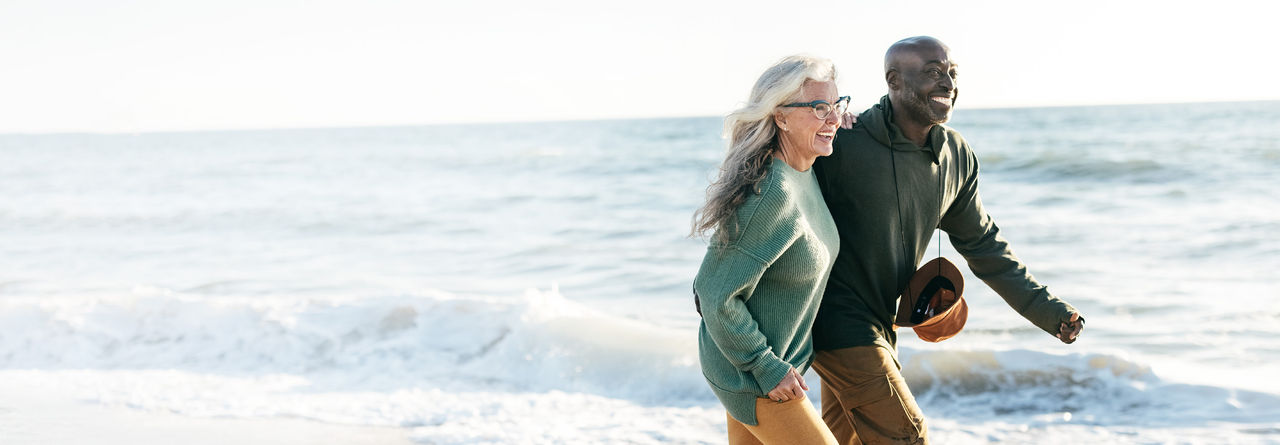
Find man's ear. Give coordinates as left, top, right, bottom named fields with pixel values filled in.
left=886, top=69, right=901, bottom=91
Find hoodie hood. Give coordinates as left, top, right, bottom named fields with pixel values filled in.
left=859, top=95, right=950, bottom=163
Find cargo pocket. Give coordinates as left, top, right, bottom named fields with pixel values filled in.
left=836, top=374, right=924, bottom=444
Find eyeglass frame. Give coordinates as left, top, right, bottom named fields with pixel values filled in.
left=779, top=96, right=851, bottom=119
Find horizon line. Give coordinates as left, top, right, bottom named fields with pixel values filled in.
left=3, top=98, right=1276, bottom=137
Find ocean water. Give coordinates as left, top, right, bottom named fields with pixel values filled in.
left=1, top=100, right=1279, bottom=444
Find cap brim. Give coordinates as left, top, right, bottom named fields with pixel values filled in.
left=895, top=257, right=966, bottom=328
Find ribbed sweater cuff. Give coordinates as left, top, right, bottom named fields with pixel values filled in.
left=750, top=356, right=791, bottom=395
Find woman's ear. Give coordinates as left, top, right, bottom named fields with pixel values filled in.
left=773, top=111, right=788, bottom=132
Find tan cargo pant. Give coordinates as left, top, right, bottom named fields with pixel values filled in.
left=726, top=395, right=838, bottom=445
left=812, top=346, right=927, bottom=445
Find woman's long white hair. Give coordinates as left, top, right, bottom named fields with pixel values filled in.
left=692, top=55, right=837, bottom=244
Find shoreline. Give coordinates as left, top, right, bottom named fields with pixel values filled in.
left=0, top=377, right=413, bottom=445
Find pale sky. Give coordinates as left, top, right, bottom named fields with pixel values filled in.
left=1, top=0, right=1274, bottom=134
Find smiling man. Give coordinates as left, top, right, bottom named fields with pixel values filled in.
left=809, top=36, right=1086, bottom=444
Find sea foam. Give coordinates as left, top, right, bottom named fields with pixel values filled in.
left=3, top=288, right=1276, bottom=430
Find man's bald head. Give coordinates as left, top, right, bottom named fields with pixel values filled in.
left=884, top=36, right=950, bottom=74
left=883, top=36, right=959, bottom=131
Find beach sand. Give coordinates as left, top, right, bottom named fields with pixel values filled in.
left=0, top=378, right=413, bottom=445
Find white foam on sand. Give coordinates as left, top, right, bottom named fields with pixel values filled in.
left=0, top=369, right=726, bottom=445
left=0, top=288, right=725, bottom=443
left=2, top=288, right=1279, bottom=443
left=0, top=370, right=411, bottom=445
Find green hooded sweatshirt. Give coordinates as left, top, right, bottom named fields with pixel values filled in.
left=811, top=95, right=1077, bottom=352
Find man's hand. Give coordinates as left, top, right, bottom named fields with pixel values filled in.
left=839, top=111, right=859, bottom=129
left=1058, top=312, right=1084, bottom=344
left=766, top=367, right=808, bottom=402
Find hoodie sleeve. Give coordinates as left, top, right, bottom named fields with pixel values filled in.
left=939, top=140, right=1078, bottom=337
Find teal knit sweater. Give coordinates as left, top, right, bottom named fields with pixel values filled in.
left=695, top=158, right=839, bottom=426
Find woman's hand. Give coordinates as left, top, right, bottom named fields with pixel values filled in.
left=766, top=367, right=809, bottom=402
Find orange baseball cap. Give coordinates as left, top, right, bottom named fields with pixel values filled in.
left=894, top=257, right=968, bottom=342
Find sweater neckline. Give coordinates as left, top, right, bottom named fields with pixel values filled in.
left=772, top=156, right=815, bottom=175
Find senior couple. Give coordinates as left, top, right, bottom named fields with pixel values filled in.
left=692, top=36, right=1086, bottom=444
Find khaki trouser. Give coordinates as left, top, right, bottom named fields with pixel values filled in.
left=812, top=346, right=928, bottom=445
left=726, top=395, right=838, bottom=445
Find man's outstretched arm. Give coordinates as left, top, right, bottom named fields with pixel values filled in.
left=940, top=145, right=1084, bottom=344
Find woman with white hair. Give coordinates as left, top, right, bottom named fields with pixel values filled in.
left=692, top=55, right=848, bottom=444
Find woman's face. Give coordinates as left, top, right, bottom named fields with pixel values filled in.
left=776, top=80, right=840, bottom=158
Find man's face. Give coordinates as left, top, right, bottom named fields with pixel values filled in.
left=894, top=44, right=959, bottom=126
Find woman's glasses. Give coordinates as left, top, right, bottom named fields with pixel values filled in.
left=780, top=96, right=851, bottom=120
